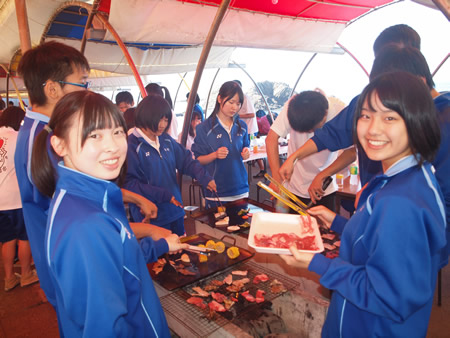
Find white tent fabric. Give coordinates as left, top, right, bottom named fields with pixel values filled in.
left=107, top=0, right=346, bottom=53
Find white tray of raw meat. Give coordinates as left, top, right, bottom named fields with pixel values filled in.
left=248, top=212, right=324, bottom=255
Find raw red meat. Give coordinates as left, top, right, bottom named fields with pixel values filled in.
left=253, top=274, right=269, bottom=284
left=255, top=289, right=265, bottom=303
left=240, top=290, right=256, bottom=302
left=187, top=297, right=207, bottom=309
left=211, top=292, right=227, bottom=303
left=300, top=215, right=314, bottom=235
left=208, top=300, right=226, bottom=312
left=254, top=233, right=318, bottom=251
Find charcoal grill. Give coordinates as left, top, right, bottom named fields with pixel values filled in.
left=159, top=260, right=299, bottom=337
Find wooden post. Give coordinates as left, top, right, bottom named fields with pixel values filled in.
left=80, top=0, right=101, bottom=55
left=14, top=0, right=32, bottom=53
left=180, top=0, right=231, bottom=147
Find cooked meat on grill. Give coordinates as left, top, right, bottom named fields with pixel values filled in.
left=191, top=286, right=210, bottom=297
left=223, top=274, right=233, bottom=285
left=178, top=268, right=196, bottom=276
left=187, top=297, right=207, bottom=309
left=208, top=300, right=226, bottom=312
left=203, top=284, right=219, bottom=292
left=253, top=274, right=269, bottom=284
left=223, top=298, right=235, bottom=310
left=240, top=290, right=256, bottom=302
left=255, top=289, right=265, bottom=303
left=270, top=279, right=287, bottom=294
left=210, top=279, right=224, bottom=286
left=211, top=292, right=227, bottom=303
left=232, top=270, right=248, bottom=276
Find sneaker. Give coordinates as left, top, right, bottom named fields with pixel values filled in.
left=5, top=273, right=21, bottom=291
left=253, top=170, right=266, bottom=178
left=20, top=269, right=39, bottom=287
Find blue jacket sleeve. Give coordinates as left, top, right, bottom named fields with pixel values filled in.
left=309, top=195, right=441, bottom=322
left=312, top=95, right=359, bottom=152
left=54, top=213, right=133, bottom=336
left=139, top=237, right=169, bottom=263
left=191, top=122, right=213, bottom=158
left=124, top=144, right=172, bottom=203
left=172, top=138, right=213, bottom=188
left=330, top=214, right=348, bottom=234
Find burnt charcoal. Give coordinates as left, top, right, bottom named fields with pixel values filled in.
left=233, top=309, right=286, bottom=337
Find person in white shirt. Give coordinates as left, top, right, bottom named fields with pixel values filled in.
left=0, top=106, right=39, bottom=291
left=266, top=90, right=354, bottom=211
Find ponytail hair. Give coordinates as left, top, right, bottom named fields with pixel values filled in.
left=208, top=81, right=244, bottom=132
left=32, top=91, right=127, bottom=197
left=145, top=83, right=173, bottom=109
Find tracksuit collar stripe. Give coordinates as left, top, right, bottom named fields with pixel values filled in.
left=56, top=162, right=121, bottom=207
left=384, top=155, right=418, bottom=177
left=25, top=107, right=50, bottom=123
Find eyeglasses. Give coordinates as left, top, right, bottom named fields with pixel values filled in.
left=42, top=80, right=91, bottom=89
left=57, top=80, right=91, bottom=89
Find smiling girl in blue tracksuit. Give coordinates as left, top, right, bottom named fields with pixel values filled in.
left=191, top=81, right=250, bottom=209
left=124, top=94, right=215, bottom=235
left=31, top=91, right=185, bottom=337
left=281, top=72, right=446, bottom=337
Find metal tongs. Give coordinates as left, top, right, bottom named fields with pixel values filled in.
left=184, top=245, right=217, bottom=256
left=257, top=173, right=310, bottom=215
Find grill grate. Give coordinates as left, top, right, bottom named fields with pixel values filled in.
left=160, top=260, right=299, bottom=337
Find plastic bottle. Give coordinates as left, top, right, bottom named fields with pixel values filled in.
left=350, top=165, right=358, bottom=185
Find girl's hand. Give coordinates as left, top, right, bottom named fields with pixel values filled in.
left=241, top=147, right=250, bottom=160
left=307, top=205, right=336, bottom=229
left=207, top=180, right=217, bottom=192
left=170, top=196, right=183, bottom=208
left=165, top=234, right=189, bottom=253
left=279, top=245, right=315, bottom=269
left=216, top=147, right=229, bottom=159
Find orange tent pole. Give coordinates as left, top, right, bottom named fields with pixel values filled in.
left=14, top=0, right=32, bottom=53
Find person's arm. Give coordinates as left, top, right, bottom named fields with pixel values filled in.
left=121, top=189, right=157, bottom=221
left=279, top=139, right=319, bottom=181
left=265, top=129, right=282, bottom=192
left=192, top=122, right=228, bottom=165
left=129, top=222, right=171, bottom=240
left=308, top=147, right=357, bottom=203
left=239, top=112, right=255, bottom=119
left=196, top=148, right=228, bottom=165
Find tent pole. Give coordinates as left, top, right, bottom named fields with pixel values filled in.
left=95, top=12, right=147, bottom=98
left=205, top=68, right=221, bottom=118
left=80, top=0, right=101, bottom=55
left=432, top=0, right=450, bottom=20
left=14, top=0, right=32, bottom=54
left=336, top=42, right=369, bottom=77
left=180, top=0, right=231, bottom=148
left=174, top=72, right=188, bottom=111
left=290, top=53, right=317, bottom=98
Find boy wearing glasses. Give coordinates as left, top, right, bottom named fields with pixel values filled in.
left=15, top=41, right=91, bottom=308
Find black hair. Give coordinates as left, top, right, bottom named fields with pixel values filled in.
left=207, top=81, right=244, bottom=132
left=188, top=110, right=203, bottom=137
left=186, top=92, right=200, bottom=104
left=32, top=91, right=127, bottom=197
left=233, top=80, right=242, bottom=87
left=373, top=24, right=421, bottom=56
left=0, top=99, right=5, bottom=110
left=115, top=91, right=134, bottom=105
left=370, top=45, right=434, bottom=89
left=123, top=107, right=136, bottom=131
left=354, top=71, right=440, bottom=167
left=18, top=41, right=90, bottom=107
left=135, top=94, right=172, bottom=133
left=145, top=83, right=173, bottom=109
left=287, top=91, right=329, bottom=133
left=0, top=106, right=25, bottom=131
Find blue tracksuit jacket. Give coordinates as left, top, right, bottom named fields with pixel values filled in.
left=309, top=156, right=446, bottom=337
left=47, top=163, right=170, bottom=337
left=125, top=130, right=212, bottom=227
left=14, top=108, right=56, bottom=306
left=191, top=116, right=249, bottom=199
left=312, top=92, right=450, bottom=266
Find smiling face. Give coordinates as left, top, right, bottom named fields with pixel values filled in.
left=53, top=113, right=128, bottom=181
left=357, top=92, right=412, bottom=172
left=217, top=93, right=242, bottom=122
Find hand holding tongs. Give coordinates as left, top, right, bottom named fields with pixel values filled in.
left=257, top=174, right=310, bottom=215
